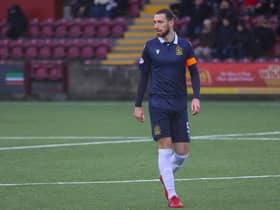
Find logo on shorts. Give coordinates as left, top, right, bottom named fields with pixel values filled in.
left=154, top=124, right=161, bottom=136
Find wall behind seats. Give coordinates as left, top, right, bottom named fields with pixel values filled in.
left=0, top=0, right=63, bottom=20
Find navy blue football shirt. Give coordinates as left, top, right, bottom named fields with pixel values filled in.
left=135, top=33, right=200, bottom=111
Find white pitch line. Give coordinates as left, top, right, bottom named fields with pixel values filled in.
left=0, top=136, right=148, bottom=140
left=195, top=137, right=280, bottom=141
left=1, top=131, right=280, bottom=141
left=0, top=131, right=280, bottom=151
left=192, top=131, right=280, bottom=139
left=0, top=139, right=150, bottom=151
left=0, top=174, right=279, bottom=187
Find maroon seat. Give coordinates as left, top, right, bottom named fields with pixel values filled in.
left=31, top=62, right=49, bottom=80
left=80, top=39, right=96, bottom=59
left=53, top=39, right=67, bottom=59
left=128, top=0, right=141, bottom=17
left=0, top=39, right=9, bottom=59
left=24, top=39, right=39, bottom=59
left=10, top=39, right=24, bottom=59
left=111, top=17, right=127, bottom=38
left=49, top=61, right=63, bottom=80
left=54, top=18, right=68, bottom=38
left=95, top=39, right=111, bottom=59
left=96, top=18, right=111, bottom=38
left=68, top=18, right=82, bottom=38
left=0, top=20, right=7, bottom=38
left=66, top=39, right=80, bottom=59
left=82, top=18, right=97, bottom=38
left=40, top=18, right=54, bottom=38
left=28, top=18, right=40, bottom=38
left=38, top=39, right=52, bottom=59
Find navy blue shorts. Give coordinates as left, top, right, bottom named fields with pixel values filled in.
left=149, top=106, right=190, bottom=142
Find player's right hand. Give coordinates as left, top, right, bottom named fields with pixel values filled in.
left=134, top=107, right=145, bottom=122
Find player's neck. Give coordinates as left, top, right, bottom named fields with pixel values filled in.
left=163, top=30, right=175, bottom=43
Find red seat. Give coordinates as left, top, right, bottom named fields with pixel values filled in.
left=40, top=18, right=54, bottom=38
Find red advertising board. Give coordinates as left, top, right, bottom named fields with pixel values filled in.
left=187, top=63, right=280, bottom=94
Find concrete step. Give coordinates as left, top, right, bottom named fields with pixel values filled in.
left=107, top=53, right=140, bottom=59
left=117, top=39, right=147, bottom=45
left=101, top=60, right=136, bottom=65
left=141, top=5, right=169, bottom=15
left=129, top=25, right=154, bottom=30
left=124, top=31, right=154, bottom=38
left=112, top=46, right=144, bottom=52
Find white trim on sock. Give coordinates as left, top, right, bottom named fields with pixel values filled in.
left=171, top=152, right=189, bottom=173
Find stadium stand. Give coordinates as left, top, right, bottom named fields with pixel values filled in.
left=0, top=0, right=279, bottom=65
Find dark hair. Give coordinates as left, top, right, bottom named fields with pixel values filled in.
left=155, top=9, right=176, bottom=21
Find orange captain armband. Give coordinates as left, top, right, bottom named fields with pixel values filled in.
left=185, top=57, right=197, bottom=67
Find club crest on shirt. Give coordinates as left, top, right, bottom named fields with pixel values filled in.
left=154, top=124, right=161, bottom=136
left=176, top=46, right=183, bottom=56
left=156, top=49, right=160, bottom=55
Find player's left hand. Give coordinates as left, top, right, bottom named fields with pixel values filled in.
left=191, top=98, right=200, bottom=116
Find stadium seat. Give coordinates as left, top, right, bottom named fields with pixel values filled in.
left=40, top=18, right=54, bottom=38
left=0, top=20, right=7, bottom=38
left=49, top=61, right=63, bottom=80
left=53, top=39, right=67, bottom=59
left=68, top=18, right=82, bottom=38
left=224, top=58, right=236, bottom=63
left=24, top=39, right=39, bottom=59
left=239, top=57, right=252, bottom=63
left=82, top=18, right=97, bottom=38
left=80, top=39, right=96, bottom=59
left=28, top=18, right=40, bottom=38
left=255, top=58, right=267, bottom=63
left=54, top=18, right=68, bottom=38
left=0, top=39, right=9, bottom=59
left=128, top=0, right=141, bottom=17
left=111, top=17, right=127, bottom=38
left=95, top=39, right=111, bottom=59
left=38, top=39, right=52, bottom=59
left=66, top=39, right=80, bottom=59
left=10, top=39, right=24, bottom=59
left=175, top=16, right=190, bottom=35
left=96, top=18, right=111, bottom=38
left=31, top=62, right=48, bottom=80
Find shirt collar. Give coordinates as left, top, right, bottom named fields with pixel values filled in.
left=158, top=32, right=178, bottom=45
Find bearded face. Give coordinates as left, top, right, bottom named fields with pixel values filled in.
left=153, top=14, right=173, bottom=38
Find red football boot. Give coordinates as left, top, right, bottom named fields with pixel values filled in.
left=168, top=195, right=184, bottom=208
left=159, top=175, right=168, bottom=200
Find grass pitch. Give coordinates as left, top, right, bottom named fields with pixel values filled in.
left=0, top=101, right=279, bottom=210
